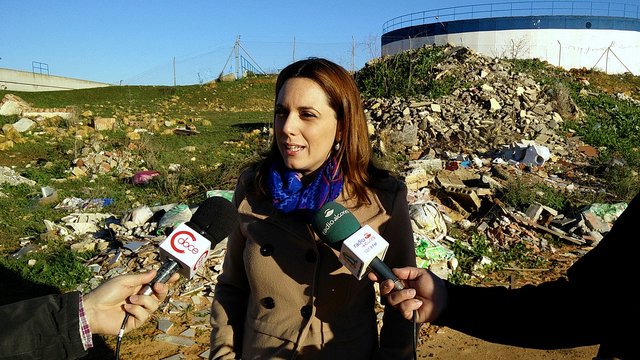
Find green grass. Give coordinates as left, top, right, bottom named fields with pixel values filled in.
left=0, top=247, right=94, bottom=292
left=354, top=45, right=466, bottom=99
left=499, top=179, right=569, bottom=213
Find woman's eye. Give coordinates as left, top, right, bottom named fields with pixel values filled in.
left=300, top=112, right=316, bottom=119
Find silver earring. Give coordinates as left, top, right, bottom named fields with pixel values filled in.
left=334, top=142, right=340, bottom=151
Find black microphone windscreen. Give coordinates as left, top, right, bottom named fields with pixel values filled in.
left=189, top=196, right=238, bottom=244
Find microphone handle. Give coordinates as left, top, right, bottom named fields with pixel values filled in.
left=369, top=257, right=404, bottom=291
left=139, top=259, right=181, bottom=296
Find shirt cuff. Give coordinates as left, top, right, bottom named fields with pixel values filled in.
left=78, top=294, right=94, bottom=350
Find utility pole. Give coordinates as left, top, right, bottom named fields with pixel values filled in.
left=235, top=35, right=240, bottom=79
left=292, top=35, right=296, bottom=63
left=351, top=36, right=355, bottom=72
left=173, top=57, right=176, bottom=86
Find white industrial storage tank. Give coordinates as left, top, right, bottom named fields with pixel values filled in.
left=381, top=0, right=640, bottom=74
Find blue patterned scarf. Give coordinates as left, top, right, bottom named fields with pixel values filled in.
left=269, top=156, right=344, bottom=215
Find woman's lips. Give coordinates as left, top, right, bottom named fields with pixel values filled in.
left=284, top=143, right=304, bottom=155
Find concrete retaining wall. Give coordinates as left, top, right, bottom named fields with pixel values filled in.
left=0, top=68, right=112, bottom=92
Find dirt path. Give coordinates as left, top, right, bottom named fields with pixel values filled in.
left=418, top=326, right=599, bottom=360
left=102, top=323, right=600, bottom=359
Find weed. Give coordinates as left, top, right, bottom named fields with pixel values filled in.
left=2, top=48, right=640, bottom=295
left=547, top=81, right=578, bottom=120
left=499, top=178, right=568, bottom=212
left=494, top=241, right=548, bottom=269
left=1, top=78, right=276, bottom=294
left=0, top=247, right=94, bottom=292
left=508, top=58, right=551, bottom=74
left=449, top=232, right=493, bottom=275
left=21, top=160, right=70, bottom=183
left=0, top=115, right=19, bottom=127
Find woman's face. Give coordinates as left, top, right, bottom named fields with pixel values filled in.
left=274, top=77, right=338, bottom=176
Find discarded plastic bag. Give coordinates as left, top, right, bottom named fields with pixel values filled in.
left=133, top=170, right=161, bottom=185
left=409, top=201, right=447, bottom=242
left=158, top=204, right=193, bottom=231
left=414, top=235, right=455, bottom=267
left=206, top=189, right=234, bottom=202
left=584, top=202, right=628, bottom=224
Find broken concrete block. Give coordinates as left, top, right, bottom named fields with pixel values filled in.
left=13, top=118, right=36, bottom=132
left=525, top=203, right=544, bottom=221
left=93, top=117, right=116, bottom=131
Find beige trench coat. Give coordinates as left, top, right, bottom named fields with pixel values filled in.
left=210, top=170, right=417, bottom=360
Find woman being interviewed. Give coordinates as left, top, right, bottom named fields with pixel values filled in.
left=209, top=58, right=416, bottom=359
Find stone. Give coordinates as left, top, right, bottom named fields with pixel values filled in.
left=154, top=334, right=196, bottom=347
left=157, top=318, right=174, bottom=333
left=13, top=118, right=36, bottom=132
left=161, top=354, right=183, bottom=360
left=94, top=117, right=116, bottom=131
left=180, top=328, right=196, bottom=338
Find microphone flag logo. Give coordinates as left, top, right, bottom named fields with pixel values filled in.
left=170, top=230, right=198, bottom=254
left=323, top=208, right=334, bottom=217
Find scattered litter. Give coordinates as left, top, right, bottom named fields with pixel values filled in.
left=409, top=202, right=447, bottom=242
left=10, top=244, right=39, bottom=259
left=206, top=189, right=234, bottom=202
left=414, top=236, right=455, bottom=268
left=133, top=170, right=161, bottom=185
left=0, top=166, right=36, bottom=186
left=123, top=241, right=149, bottom=253
left=158, top=204, right=192, bottom=231
left=500, top=140, right=551, bottom=167
left=174, top=124, right=200, bottom=136
left=583, top=202, right=628, bottom=224
left=55, top=197, right=113, bottom=211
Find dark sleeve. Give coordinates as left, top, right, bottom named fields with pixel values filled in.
left=377, top=180, right=418, bottom=359
left=0, top=292, right=87, bottom=359
left=434, top=192, right=640, bottom=350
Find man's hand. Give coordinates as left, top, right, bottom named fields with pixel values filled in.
left=369, top=266, right=447, bottom=323
left=83, top=270, right=179, bottom=335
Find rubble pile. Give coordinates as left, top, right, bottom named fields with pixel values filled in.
left=71, top=141, right=145, bottom=179
left=365, top=46, right=582, bottom=160
left=357, top=46, right=627, bottom=281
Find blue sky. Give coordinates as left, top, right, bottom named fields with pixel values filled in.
left=1, top=0, right=506, bottom=85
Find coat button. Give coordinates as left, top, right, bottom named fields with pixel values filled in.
left=300, top=305, right=312, bottom=318
left=305, top=250, right=317, bottom=263
left=260, top=244, right=274, bottom=256
left=260, top=297, right=275, bottom=309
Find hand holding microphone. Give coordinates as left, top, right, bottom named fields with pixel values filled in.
left=312, top=201, right=405, bottom=291
left=368, top=266, right=448, bottom=323
left=83, top=270, right=178, bottom=336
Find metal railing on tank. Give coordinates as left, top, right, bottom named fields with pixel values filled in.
left=383, top=0, right=640, bottom=33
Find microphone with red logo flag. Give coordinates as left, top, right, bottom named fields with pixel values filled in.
left=312, top=201, right=404, bottom=291
left=139, top=195, right=238, bottom=295
left=117, top=196, right=238, bottom=359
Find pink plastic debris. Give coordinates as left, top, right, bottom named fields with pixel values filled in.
left=132, top=170, right=161, bottom=185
